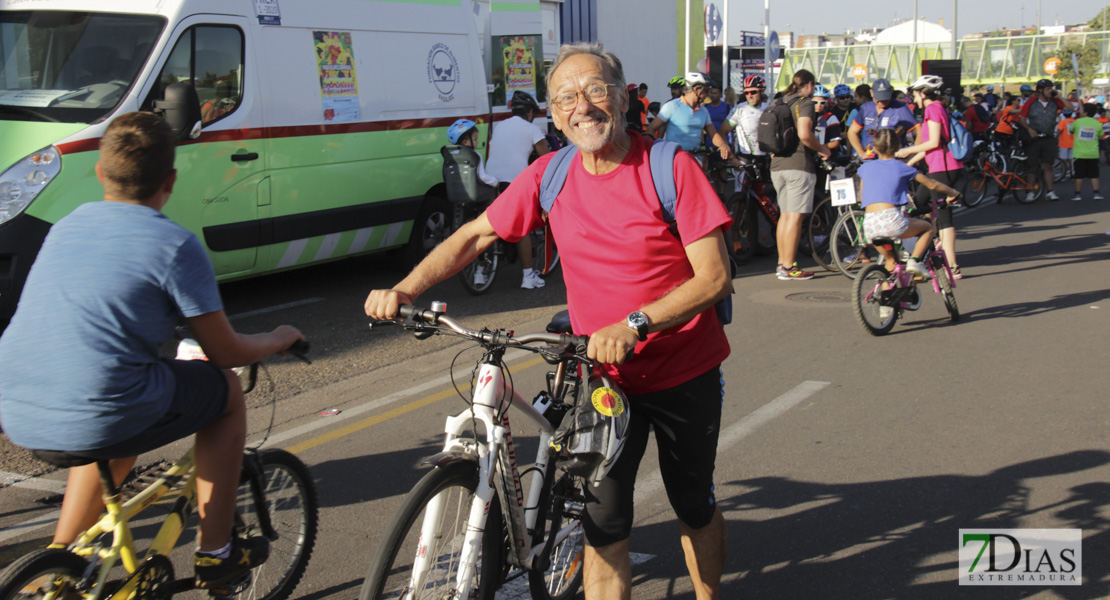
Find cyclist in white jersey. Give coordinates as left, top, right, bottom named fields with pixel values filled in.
left=716, top=74, right=769, bottom=156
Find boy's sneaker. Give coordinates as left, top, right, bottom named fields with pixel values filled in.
left=1094, top=193, right=1104, bottom=201
left=905, top=258, right=930, bottom=279
left=777, top=263, right=814, bottom=281
left=521, top=270, right=545, bottom=289
left=472, top=266, right=488, bottom=286
left=879, top=305, right=894, bottom=321
left=1071, top=194, right=1082, bottom=202
left=195, top=537, right=270, bottom=591
left=1047, top=191, right=1060, bottom=201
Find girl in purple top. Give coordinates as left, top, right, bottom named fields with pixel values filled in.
left=861, top=129, right=960, bottom=281
left=896, top=75, right=964, bottom=279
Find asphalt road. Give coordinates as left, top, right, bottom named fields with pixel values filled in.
left=1, top=172, right=1109, bottom=600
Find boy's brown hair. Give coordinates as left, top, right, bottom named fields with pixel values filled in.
left=98, top=112, right=176, bottom=200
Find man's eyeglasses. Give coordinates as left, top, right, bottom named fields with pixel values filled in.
left=551, top=83, right=618, bottom=111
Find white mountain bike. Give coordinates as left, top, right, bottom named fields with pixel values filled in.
left=359, top=303, right=593, bottom=600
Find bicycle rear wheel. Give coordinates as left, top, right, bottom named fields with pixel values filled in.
left=852, top=264, right=898, bottom=336
left=235, top=449, right=318, bottom=600
left=723, top=192, right=756, bottom=264
left=531, top=228, right=560, bottom=278
left=527, top=475, right=585, bottom=600
left=0, top=548, right=88, bottom=600
left=807, top=198, right=838, bottom=271
left=459, top=247, right=499, bottom=295
left=829, top=209, right=875, bottom=278
left=1009, top=161, right=1045, bottom=204
left=753, top=205, right=776, bottom=256
left=360, top=461, right=503, bottom=600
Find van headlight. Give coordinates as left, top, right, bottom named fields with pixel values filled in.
left=0, top=146, right=62, bottom=225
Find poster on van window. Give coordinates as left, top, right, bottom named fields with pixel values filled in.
left=494, top=36, right=542, bottom=106
left=313, top=31, right=361, bottom=123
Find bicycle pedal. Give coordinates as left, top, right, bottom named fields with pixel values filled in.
left=206, top=573, right=252, bottom=598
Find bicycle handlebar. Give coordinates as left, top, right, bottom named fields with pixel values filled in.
left=394, top=304, right=591, bottom=359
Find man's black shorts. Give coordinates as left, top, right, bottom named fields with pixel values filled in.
left=581, top=366, right=724, bottom=547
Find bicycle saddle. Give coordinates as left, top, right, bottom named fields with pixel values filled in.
left=546, top=310, right=573, bottom=334
left=32, top=449, right=100, bottom=468
left=870, top=237, right=896, bottom=248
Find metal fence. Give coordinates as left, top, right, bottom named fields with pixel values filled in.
left=776, top=30, right=1110, bottom=92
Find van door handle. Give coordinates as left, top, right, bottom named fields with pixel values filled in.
left=231, top=152, right=259, bottom=162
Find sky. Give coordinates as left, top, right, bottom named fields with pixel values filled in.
left=716, top=0, right=1102, bottom=40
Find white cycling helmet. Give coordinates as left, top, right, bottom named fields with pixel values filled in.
left=986, top=84, right=995, bottom=92
left=685, top=71, right=710, bottom=88
left=551, top=371, right=630, bottom=486
left=909, top=75, right=944, bottom=92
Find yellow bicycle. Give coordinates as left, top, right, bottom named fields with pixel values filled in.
left=0, top=358, right=317, bottom=600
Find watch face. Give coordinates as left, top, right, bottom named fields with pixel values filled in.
left=628, top=312, right=648, bottom=327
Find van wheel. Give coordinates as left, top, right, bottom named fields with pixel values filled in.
left=405, top=197, right=450, bottom=267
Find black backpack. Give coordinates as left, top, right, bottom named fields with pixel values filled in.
left=757, top=96, right=799, bottom=155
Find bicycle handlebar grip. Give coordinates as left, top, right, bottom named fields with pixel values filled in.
left=398, top=305, right=416, bottom=319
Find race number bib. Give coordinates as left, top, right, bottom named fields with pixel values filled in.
left=830, top=178, right=858, bottom=206
left=1077, top=126, right=1097, bottom=142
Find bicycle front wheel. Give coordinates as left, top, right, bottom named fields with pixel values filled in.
left=0, top=548, right=89, bottom=600
left=933, top=259, right=960, bottom=322
left=829, top=209, right=874, bottom=278
left=360, top=461, right=504, bottom=600
left=235, top=449, right=318, bottom=600
left=807, top=198, right=838, bottom=271
left=962, top=172, right=993, bottom=207
left=723, top=192, right=756, bottom=264
left=852, top=264, right=897, bottom=336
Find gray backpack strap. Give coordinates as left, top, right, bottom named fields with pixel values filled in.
left=648, top=140, right=680, bottom=222
left=539, top=145, right=580, bottom=213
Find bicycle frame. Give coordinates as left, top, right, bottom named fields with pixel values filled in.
left=68, top=451, right=200, bottom=600
left=407, top=356, right=577, bottom=596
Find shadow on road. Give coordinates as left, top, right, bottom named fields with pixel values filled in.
left=629, top=450, right=1110, bottom=599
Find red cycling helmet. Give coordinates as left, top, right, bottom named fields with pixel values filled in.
left=743, top=74, right=766, bottom=92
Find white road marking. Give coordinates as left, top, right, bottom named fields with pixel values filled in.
left=634, top=381, right=830, bottom=505
left=0, top=471, right=66, bottom=494
left=0, top=510, right=59, bottom=545
left=228, top=298, right=325, bottom=321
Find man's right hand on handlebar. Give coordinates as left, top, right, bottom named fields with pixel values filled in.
left=364, top=289, right=415, bottom=321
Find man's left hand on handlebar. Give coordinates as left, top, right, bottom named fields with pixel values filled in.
left=587, top=321, right=639, bottom=365
left=364, top=289, right=414, bottom=321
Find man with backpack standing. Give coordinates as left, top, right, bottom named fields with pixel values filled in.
left=1018, top=79, right=1073, bottom=201
left=760, top=69, right=832, bottom=280
left=366, top=42, right=733, bottom=600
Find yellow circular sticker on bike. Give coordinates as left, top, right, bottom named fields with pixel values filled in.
left=591, top=387, right=625, bottom=417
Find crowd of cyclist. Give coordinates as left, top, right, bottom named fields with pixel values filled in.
left=618, top=69, right=1109, bottom=282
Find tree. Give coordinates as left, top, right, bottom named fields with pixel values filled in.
left=1050, top=40, right=1100, bottom=90
left=1087, top=7, right=1110, bottom=30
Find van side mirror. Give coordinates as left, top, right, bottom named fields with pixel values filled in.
left=154, top=82, right=202, bottom=141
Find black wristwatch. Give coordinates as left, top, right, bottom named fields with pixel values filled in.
left=626, top=311, right=649, bottom=342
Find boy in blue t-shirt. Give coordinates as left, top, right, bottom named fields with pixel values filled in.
left=0, top=112, right=303, bottom=592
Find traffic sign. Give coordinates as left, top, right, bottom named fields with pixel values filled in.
left=1044, top=57, right=1062, bottom=75
left=852, top=63, right=868, bottom=80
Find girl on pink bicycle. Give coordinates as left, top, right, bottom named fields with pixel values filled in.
left=858, top=128, right=960, bottom=278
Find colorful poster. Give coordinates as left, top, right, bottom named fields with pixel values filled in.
left=501, top=36, right=537, bottom=105
left=313, top=31, right=360, bottom=123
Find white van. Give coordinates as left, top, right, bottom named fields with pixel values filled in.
left=0, top=0, right=548, bottom=327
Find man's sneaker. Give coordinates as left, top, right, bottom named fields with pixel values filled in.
left=521, top=270, right=545, bottom=289
left=195, top=537, right=270, bottom=591
left=1047, top=191, right=1060, bottom=201
left=777, top=263, right=814, bottom=281
left=1025, top=191, right=1037, bottom=202
left=472, top=266, right=488, bottom=286
left=1094, top=193, right=1104, bottom=201
left=905, top=258, right=930, bottom=279
left=1071, top=194, right=1082, bottom=202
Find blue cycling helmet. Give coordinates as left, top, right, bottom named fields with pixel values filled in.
left=1020, top=84, right=1033, bottom=93
left=813, top=84, right=831, bottom=98
left=447, top=118, right=478, bottom=145
left=833, top=83, right=852, bottom=97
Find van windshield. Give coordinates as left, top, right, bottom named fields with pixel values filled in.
left=0, top=11, right=164, bottom=124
